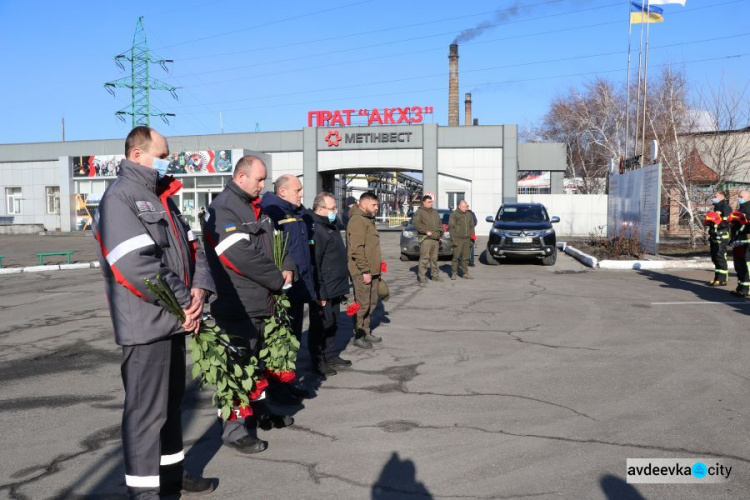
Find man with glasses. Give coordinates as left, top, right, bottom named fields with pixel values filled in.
left=309, top=192, right=353, bottom=376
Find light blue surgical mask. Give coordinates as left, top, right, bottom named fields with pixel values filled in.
left=153, top=158, right=170, bottom=177
left=740, top=198, right=747, bottom=205
left=712, top=198, right=721, bottom=204
left=327, top=211, right=337, bottom=223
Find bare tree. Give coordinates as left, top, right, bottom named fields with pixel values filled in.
left=645, top=68, right=703, bottom=244
left=529, top=78, right=626, bottom=193
left=648, top=69, right=750, bottom=246
left=688, top=79, right=750, bottom=186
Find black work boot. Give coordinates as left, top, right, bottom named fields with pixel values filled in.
left=181, top=472, right=216, bottom=496
left=315, top=362, right=337, bottom=377
left=327, top=355, right=352, bottom=368
left=226, top=435, right=268, bottom=454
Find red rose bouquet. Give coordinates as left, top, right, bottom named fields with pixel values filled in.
left=144, top=275, right=263, bottom=421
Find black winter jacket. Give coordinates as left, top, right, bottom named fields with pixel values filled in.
left=311, top=212, right=350, bottom=301
left=93, top=160, right=215, bottom=346
left=708, top=199, right=731, bottom=240
left=259, top=192, right=316, bottom=303
left=203, top=181, right=294, bottom=320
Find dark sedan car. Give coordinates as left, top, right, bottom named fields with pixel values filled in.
left=399, top=209, right=453, bottom=261
left=484, top=203, right=559, bottom=266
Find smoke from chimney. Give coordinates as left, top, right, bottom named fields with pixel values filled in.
left=449, top=44, right=459, bottom=127
left=464, top=93, right=472, bottom=126
left=452, top=3, right=524, bottom=44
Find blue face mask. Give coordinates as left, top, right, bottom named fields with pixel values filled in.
left=740, top=198, right=747, bottom=205
left=153, top=158, right=170, bottom=178
left=712, top=198, right=721, bottom=204
left=327, top=211, right=337, bottom=223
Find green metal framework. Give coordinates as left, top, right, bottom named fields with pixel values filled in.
left=104, top=17, right=178, bottom=127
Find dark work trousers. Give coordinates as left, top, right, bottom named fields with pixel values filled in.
left=289, top=300, right=306, bottom=342
left=418, top=239, right=440, bottom=281
left=469, top=240, right=476, bottom=265
left=710, top=237, right=729, bottom=283
left=451, top=238, right=471, bottom=276
left=352, top=274, right=380, bottom=337
left=733, top=245, right=749, bottom=293
left=308, top=298, right=341, bottom=366
left=121, top=336, right=185, bottom=498
left=214, top=317, right=265, bottom=444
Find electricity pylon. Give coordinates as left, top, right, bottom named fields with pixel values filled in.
left=104, top=16, right=178, bottom=127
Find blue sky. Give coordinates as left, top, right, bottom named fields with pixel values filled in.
left=1, top=0, right=747, bottom=144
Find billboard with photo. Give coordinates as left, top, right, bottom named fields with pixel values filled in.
left=73, top=155, right=124, bottom=177
left=72, top=150, right=233, bottom=177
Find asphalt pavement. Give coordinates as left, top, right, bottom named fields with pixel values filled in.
left=1, top=232, right=749, bottom=499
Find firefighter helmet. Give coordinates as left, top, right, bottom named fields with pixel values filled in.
left=704, top=211, right=723, bottom=225
left=728, top=211, right=748, bottom=225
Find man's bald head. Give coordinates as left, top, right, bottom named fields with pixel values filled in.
left=124, top=126, right=169, bottom=169
left=232, top=155, right=266, bottom=199
left=274, top=174, right=303, bottom=207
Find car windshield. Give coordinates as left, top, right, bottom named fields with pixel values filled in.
left=497, top=205, right=548, bottom=222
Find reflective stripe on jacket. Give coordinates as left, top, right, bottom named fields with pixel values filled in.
left=204, top=181, right=294, bottom=320
left=93, top=160, right=215, bottom=346
left=259, top=192, right=316, bottom=303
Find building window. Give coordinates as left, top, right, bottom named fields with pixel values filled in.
left=446, top=192, right=465, bottom=211
left=46, top=186, right=61, bottom=215
left=6, top=187, right=22, bottom=214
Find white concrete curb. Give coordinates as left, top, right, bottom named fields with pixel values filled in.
left=558, top=242, right=731, bottom=271
left=598, top=259, right=734, bottom=271
left=559, top=243, right=598, bottom=268
left=0, top=261, right=100, bottom=276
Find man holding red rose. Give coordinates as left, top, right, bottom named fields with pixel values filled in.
left=203, top=155, right=295, bottom=454
left=346, top=191, right=384, bottom=349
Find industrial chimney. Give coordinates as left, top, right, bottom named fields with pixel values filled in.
left=448, top=44, right=459, bottom=127
left=464, top=93, right=472, bottom=126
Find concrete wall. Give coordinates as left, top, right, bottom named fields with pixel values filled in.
left=518, top=194, right=608, bottom=237
left=0, top=159, right=62, bottom=230
left=439, top=148, right=502, bottom=235
left=266, top=151, right=303, bottom=180
left=0, top=125, right=565, bottom=233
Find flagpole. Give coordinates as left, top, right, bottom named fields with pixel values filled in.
left=641, top=7, right=651, bottom=162
left=625, top=3, right=634, bottom=160
left=634, top=2, right=646, bottom=164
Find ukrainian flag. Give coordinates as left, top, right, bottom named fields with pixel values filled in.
left=630, top=1, right=664, bottom=24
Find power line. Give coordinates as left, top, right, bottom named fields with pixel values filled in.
left=172, top=53, right=750, bottom=116
left=154, top=0, right=376, bottom=51
left=170, top=33, right=750, bottom=110
left=175, top=0, right=569, bottom=62
left=168, top=0, right=744, bottom=85
left=168, top=1, right=624, bottom=79
left=185, top=19, right=625, bottom=89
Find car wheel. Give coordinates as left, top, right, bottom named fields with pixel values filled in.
left=481, top=250, right=499, bottom=266
left=400, top=253, right=410, bottom=262
left=541, top=250, right=557, bottom=266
